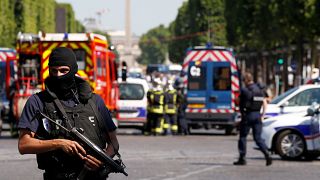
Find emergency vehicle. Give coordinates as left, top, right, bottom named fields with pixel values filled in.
left=262, top=106, right=320, bottom=160
left=12, top=32, right=118, bottom=121
left=0, top=48, right=17, bottom=136
left=116, top=77, right=149, bottom=131
left=182, top=46, right=240, bottom=135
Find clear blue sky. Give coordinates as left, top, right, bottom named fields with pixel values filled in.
left=56, top=0, right=185, bottom=36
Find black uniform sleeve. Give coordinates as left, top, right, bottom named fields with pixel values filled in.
left=18, top=94, right=44, bottom=133
left=94, top=94, right=117, bottom=132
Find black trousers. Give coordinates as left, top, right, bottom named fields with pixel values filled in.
left=43, top=170, right=107, bottom=180
left=238, top=112, right=269, bottom=158
left=43, top=171, right=78, bottom=180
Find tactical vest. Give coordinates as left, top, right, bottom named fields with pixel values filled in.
left=35, top=91, right=107, bottom=172
left=147, top=89, right=164, bottom=114
left=244, top=84, right=265, bottom=112
left=165, top=89, right=177, bottom=114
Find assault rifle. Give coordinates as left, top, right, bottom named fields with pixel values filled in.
left=34, top=111, right=128, bottom=178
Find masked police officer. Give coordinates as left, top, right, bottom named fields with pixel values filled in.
left=234, top=72, right=272, bottom=166
left=18, top=47, right=119, bottom=179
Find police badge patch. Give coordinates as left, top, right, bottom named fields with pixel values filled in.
left=42, top=118, right=52, bottom=132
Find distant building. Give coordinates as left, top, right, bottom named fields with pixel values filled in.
left=108, top=30, right=141, bottom=69
left=83, top=18, right=100, bottom=32
left=82, top=20, right=141, bottom=70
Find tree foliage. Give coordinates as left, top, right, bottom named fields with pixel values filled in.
left=139, top=0, right=228, bottom=64
left=0, top=0, right=84, bottom=48
left=225, top=0, right=320, bottom=51
left=0, top=0, right=16, bottom=47
left=137, top=24, right=171, bottom=65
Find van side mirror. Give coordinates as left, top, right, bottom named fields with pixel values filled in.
left=280, top=101, right=289, bottom=108
left=307, top=103, right=320, bottom=116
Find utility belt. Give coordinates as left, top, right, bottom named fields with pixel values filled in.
left=149, top=105, right=164, bottom=114
left=242, top=106, right=261, bottom=112
left=43, top=169, right=105, bottom=180
left=165, top=106, right=177, bottom=114
left=43, top=171, right=78, bottom=180
left=241, top=109, right=261, bottom=116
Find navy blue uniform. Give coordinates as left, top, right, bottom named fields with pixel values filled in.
left=238, top=83, right=269, bottom=158
left=18, top=94, right=116, bottom=134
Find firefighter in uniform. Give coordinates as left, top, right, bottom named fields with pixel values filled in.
left=163, top=79, right=178, bottom=135
left=17, top=47, right=119, bottom=180
left=146, top=77, right=165, bottom=136
left=234, top=72, right=272, bottom=166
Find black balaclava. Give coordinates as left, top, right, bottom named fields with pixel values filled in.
left=46, top=47, right=78, bottom=99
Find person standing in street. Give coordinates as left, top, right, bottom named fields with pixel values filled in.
left=163, top=78, right=178, bottom=135
left=234, top=72, right=272, bottom=166
left=17, top=47, right=120, bottom=179
left=146, top=77, right=165, bottom=136
left=174, top=72, right=188, bottom=135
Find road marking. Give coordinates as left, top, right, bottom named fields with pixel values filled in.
left=162, top=165, right=222, bottom=180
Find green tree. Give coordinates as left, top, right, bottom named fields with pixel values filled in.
left=0, top=0, right=84, bottom=47
left=14, top=0, right=55, bottom=33
left=168, top=0, right=227, bottom=64
left=137, top=24, right=171, bottom=65
left=0, top=0, right=16, bottom=47
left=38, top=0, right=55, bottom=32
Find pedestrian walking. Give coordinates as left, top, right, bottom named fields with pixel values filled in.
left=234, top=72, right=272, bottom=166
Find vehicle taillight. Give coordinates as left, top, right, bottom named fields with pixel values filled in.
left=234, top=91, right=240, bottom=106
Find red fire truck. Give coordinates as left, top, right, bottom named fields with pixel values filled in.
left=10, top=32, right=118, bottom=122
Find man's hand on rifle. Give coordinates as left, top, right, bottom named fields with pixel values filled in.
left=83, top=155, right=104, bottom=171
left=59, top=139, right=103, bottom=171
left=58, top=139, right=86, bottom=159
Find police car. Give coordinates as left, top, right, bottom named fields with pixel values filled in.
left=115, top=77, right=149, bottom=132
left=265, top=84, right=320, bottom=119
left=262, top=106, right=320, bottom=160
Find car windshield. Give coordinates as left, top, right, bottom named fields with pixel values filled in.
left=270, top=87, right=299, bottom=104
left=119, top=83, right=145, bottom=100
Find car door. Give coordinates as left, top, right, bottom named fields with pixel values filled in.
left=187, top=61, right=207, bottom=109
left=310, top=112, right=320, bottom=150
left=207, top=62, right=232, bottom=109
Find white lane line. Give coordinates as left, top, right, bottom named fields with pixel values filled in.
left=162, top=165, right=222, bottom=180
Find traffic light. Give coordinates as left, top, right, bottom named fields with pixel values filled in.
left=277, top=58, right=284, bottom=65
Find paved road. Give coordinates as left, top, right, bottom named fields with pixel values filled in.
left=1, top=129, right=320, bottom=180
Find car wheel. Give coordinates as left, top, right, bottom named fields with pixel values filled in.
left=276, top=130, right=305, bottom=160
left=225, top=126, right=234, bottom=135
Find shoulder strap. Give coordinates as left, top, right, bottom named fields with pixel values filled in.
left=87, top=95, right=108, bottom=132
left=88, top=95, right=120, bottom=155
left=52, top=99, right=74, bottom=130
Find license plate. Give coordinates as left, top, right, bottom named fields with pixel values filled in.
left=188, top=104, right=205, bottom=108
left=119, top=113, right=136, bottom=118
